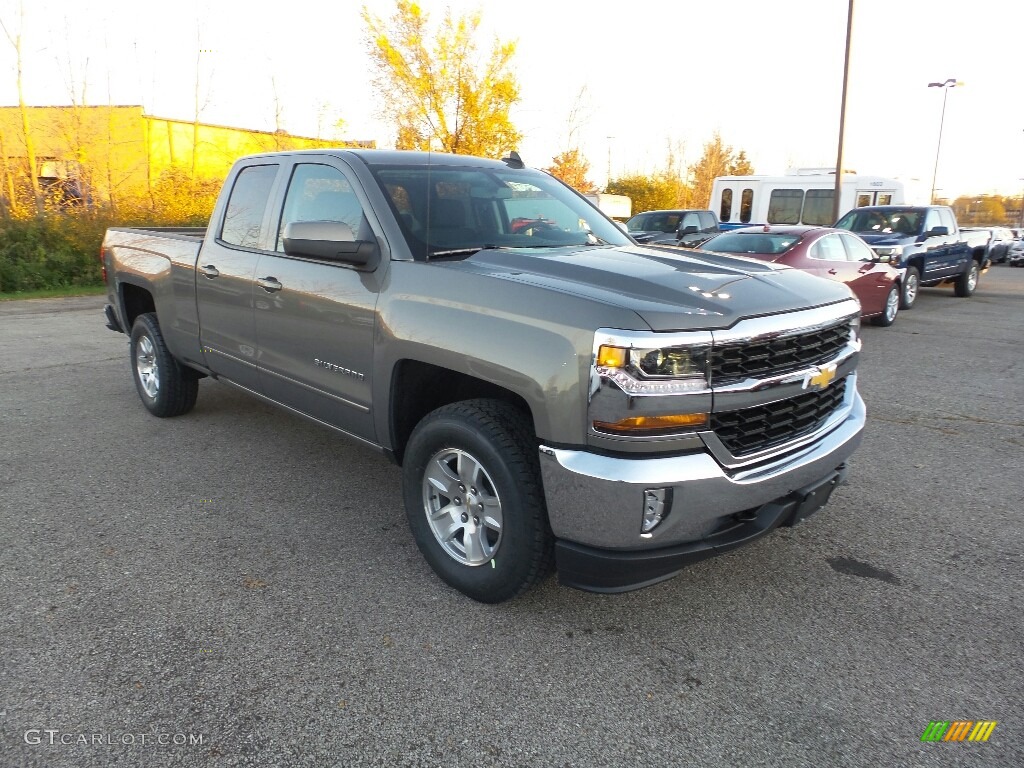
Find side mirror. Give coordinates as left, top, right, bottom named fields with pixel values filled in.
left=283, top=220, right=379, bottom=267
left=678, top=225, right=699, bottom=236
left=926, top=225, right=949, bottom=237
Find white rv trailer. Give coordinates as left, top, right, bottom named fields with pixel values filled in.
left=710, top=169, right=906, bottom=230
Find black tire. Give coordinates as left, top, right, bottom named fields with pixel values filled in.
left=900, top=266, right=920, bottom=309
left=954, top=259, right=979, bottom=297
left=871, top=283, right=899, bottom=327
left=401, top=399, right=553, bottom=603
left=129, top=313, right=199, bottom=417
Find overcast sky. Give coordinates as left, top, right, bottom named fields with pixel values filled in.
left=2, top=0, right=1022, bottom=201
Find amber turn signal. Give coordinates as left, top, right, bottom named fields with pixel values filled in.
left=597, top=344, right=627, bottom=368
left=593, top=413, right=709, bottom=436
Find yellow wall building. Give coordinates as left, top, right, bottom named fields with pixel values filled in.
left=0, top=105, right=373, bottom=210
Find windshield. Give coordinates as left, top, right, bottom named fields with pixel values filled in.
left=370, top=164, right=630, bottom=258
left=626, top=211, right=683, bottom=233
left=835, top=208, right=921, bottom=236
left=702, top=231, right=800, bottom=255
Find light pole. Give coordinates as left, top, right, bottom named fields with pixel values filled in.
left=928, top=78, right=961, bottom=204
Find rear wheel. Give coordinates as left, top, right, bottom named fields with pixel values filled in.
left=871, top=284, right=899, bottom=327
left=954, top=260, right=979, bottom=297
left=401, top=399, right=553, bottom=603
left=130, top=313, right=198, bottom=417
left=900, top=267, right=920, bottom=309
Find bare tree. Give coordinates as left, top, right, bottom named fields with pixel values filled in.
left=1, top=0, right=44, bottom=215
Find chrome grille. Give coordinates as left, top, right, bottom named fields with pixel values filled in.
left=711, top=322, right=851, bottom=382
left=711, top=378, right=848, bottom=457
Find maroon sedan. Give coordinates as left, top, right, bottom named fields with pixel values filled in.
left=700, top=226, right=901, bottom=327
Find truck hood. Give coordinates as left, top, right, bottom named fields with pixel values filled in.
left=853, top=232, right=915, bottom=246
left=436, top=244, right=854, bottom=331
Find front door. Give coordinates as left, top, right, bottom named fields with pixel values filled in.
left=253, top=161, right=384, bottom=442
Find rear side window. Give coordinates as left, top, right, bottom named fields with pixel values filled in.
left=698, top=212, right=716, bottom=230
left=720, top=188, right=733, bottom=222
left=220, top=164, right=279, bottom=248
left=839, top=232, right=874, bottom=262
left=767, top=189, right=803, bottom=224
left=809, top=234, right=846, bottom=261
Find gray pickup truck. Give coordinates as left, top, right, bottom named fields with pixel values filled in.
left=102, top=149, right=866, bottom=603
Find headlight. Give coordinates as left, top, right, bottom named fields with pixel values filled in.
left=631, top=347, right=705, bottom=378
left=849, top=315, right=861, bottom=341
left=597, top=342, right=709, bottom=395
left=872, top=245, right=903, bottom=259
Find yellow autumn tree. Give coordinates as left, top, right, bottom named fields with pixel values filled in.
left=689, top=132, right=754, bottom=211
left=361, top=1, right=521, bottom=157
left=546, top=149, right=596, bottom=193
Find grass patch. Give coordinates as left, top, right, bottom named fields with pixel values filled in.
left=0, top=283, right=107, bottom=301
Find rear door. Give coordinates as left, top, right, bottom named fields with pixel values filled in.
left=195, top=163, right=281, bottom=389
left=252, top=159, right=385, bottom=442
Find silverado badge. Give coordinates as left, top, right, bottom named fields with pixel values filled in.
left=804, top=363, right=838, bottom=390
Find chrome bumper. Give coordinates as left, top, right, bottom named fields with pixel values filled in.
left=539, top=389, right=865, bottom=550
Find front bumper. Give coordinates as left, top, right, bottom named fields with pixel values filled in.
left=538, top=389, right=865, bottom=592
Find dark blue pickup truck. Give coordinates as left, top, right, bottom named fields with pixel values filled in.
left=834, top=205, right=990, bottom=309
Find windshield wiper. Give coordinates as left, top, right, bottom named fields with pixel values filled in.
left=427, top=245, right=501, bottom=259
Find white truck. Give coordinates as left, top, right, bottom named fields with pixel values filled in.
left=584, top=193, right=631, bottom=220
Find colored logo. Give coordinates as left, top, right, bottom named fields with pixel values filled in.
left=804, top=363, right=837, bottom=390
left=920, top=721, right=997, bottom=742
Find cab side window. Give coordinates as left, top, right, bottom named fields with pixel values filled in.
left=220, top=164, right=279, bottom=248
left=923, top=210, right=941, bottom=235
left=276, top=163, right=371, bottom=252
left=938, top=208, right=957, bottom=234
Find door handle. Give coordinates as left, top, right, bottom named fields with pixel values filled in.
left=257, top=276, right=283, bottom=293
left=198, top=264, right=219, bottom=278
left=827, top=268, right=838, bottom=275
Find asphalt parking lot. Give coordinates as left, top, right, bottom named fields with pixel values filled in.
left=1, top=266, right=1022, bottom=768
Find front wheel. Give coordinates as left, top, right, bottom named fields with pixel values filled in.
left=401, top=399, right=553, bottom=603
left=954, top=260, right=979, bottom=297
left=871, top=284, right=899, bottom=327
left=129, top=313, right=198, bottom=417
left=900, top=266, right=920, bottom=309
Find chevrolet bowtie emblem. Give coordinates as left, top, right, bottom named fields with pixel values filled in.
left=805, top=363, right=838, bottom=390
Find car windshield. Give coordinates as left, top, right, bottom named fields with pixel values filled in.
left=370, top=164, right=630, bottom=259
left=626, top=212, right=682, bottom=233
left=701, top=231, right=800, bottom=255
left=836, top=209, right=921, bottom=235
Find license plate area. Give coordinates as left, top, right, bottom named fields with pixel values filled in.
left=785, top=468, right=843, bottom=526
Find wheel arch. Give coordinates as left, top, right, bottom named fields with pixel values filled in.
left=120, top=281, right=156, bottom=329
left=388, top=360, right=535, bottom=466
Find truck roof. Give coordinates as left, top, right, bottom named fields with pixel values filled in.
left=236, top=148, right=517, bottom=170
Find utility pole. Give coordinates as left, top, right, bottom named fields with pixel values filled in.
left=832, top=0, right=854, bottom=223
left=606, top=136, right=614, bottom=190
